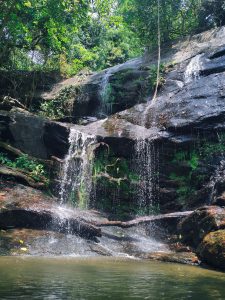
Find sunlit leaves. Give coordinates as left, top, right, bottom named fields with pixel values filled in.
left=24, top=1, right=32, bottom=8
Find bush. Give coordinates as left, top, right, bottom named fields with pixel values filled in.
left=0, top=153, right=47, bottom=182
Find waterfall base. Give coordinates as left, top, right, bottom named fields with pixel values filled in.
left=0, top=183, right=196, bottom=263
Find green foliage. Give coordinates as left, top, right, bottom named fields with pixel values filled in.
left=0, top=0, right=88, bottom=70
left=0, top=0, right=142, bottom=75
left=93, top=149, right=139, bottom=184
left=173, top=150, right=199, bottom=171
left=120, top=0, right=219, bottom=48
left=170, top=135, right=225, bottom=204
left=0, top=152, right=47, bottom=182
left=1, top=0, right=221, bottom=75
left=198, top=0, right=225, bottom=28
left=92, top=148, right=141, bottom=219
left=40, top=85, right=81, bottom=119
left=169, top=172, right=195, bottom=204
left=148, top=63, right=166, bottom=89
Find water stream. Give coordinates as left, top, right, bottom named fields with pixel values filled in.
left=99, top=64, right=122, bottom=116
left=134, top=138, right=159, bottom=213
left=59, top=128, right=96, bottom=208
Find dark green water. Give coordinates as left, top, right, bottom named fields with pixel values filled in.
left=0, top=257, right=224, bottom=300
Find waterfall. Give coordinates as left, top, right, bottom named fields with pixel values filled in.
left=59, top=127, right=96, bottom=208
left=99, top=64, right=122, bottom=116
left=134, top=138, right=159, bottom=214
left=184, top=54, right=203, bottom=83
left=99, top=69, right=113, bottom=116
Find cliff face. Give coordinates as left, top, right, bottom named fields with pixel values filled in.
left=1, top=26, right=225, bottom=216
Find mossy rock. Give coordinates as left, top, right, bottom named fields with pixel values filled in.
left=197, top=230, right=225, bottom=270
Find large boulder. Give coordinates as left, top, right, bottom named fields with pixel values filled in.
left=0, top=108, right=70, bottom=159
left=178, top=206, right=225, bottom=247
left=197, top=230, right=225, bottom=270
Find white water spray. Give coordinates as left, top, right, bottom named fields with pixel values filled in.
left=99, top=64, right=122, bottom=116
left=134, top=138, right=159, bottom=213
left=184, top=54, right=203, bottom=83
left=59, top=128, right=96, bottom=208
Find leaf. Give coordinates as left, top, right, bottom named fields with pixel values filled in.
left=24, top=1, right=32, bottom=8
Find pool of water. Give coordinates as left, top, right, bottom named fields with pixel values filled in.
left=0, top=257, right=224, bottom=300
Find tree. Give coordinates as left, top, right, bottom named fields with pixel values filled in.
left=120, top=0, right=204, bottom=48
left=198, top=0, right=225, bottom=28
left=0, top=0, right=88, bottom=69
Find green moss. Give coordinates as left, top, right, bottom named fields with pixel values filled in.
left=169, top=135, right=225, bottom=205
left=92, top=148, right=141, bottom=219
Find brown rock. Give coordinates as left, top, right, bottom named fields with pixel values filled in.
left=145, top=251, right=200, bottom=265
left=197, top=230, right=225, bottom=270
left=178, top=206, right=225, bottom=247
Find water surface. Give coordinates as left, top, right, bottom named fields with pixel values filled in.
left=0, top=257, right=224, bottom=300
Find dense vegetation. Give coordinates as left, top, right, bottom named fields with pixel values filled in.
left=0, top=0, right=225, bottom=76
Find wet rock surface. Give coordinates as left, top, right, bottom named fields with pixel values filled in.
left=0, top=184, right=101, bottom=239
left=145, top=251, right=200, bottom=266
left=0, top=183, right=193, bottom=261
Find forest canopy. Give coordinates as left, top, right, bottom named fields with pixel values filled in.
left=0, top=0, right=225, bottom=76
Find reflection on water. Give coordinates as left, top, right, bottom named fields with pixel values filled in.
left=0, top=257, right=224, bottom=300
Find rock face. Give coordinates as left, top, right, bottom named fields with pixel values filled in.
left=41, top=58, right=152, bottom=120
left=54, top=26, right=225, bottom=215
left=197, top=230, right=225, bottom=270
left=177, top=205, right=225, bottom=270
left=2, top=27, right=225, bottom=216
left=1, top=27, right=225, bottom=268
left=0, top=109, right=69, bottom=159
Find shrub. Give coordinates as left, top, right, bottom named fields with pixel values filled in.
left=0, top=153, right=47, bottom=183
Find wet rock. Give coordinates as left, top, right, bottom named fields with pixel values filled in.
left=179, top=206, right=225, bottom=247
left=2, top=27, right=225, bottom=215
left=144, top=251, right=200, bottom=265
left=0, top=184, right=101, bottom=239
left=88, top=243, right=113, bottom=256
left=41, top=58, right=151, bottom=119
left=213, top=193, right=225, bottom=207
left=197, top=230, right=225, bottom=270
left=0, top=229, right=100, bottom=257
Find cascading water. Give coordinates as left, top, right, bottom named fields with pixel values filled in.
left=184, top=54, right=203, bottom=83
left=59, top=127, right=96, bottom=208
left=99, top=64, right=122, bottom=117
left=134, top=138, right=159, bottom=214
left=99, top=69, right=113, bottom=116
